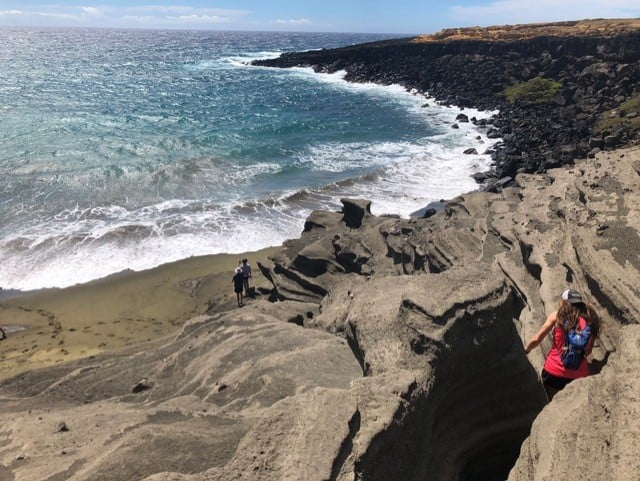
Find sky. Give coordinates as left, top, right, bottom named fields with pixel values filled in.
left=0, top=1, right=638, bottom=34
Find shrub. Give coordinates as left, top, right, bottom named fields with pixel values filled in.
left=503, top=77, right=562, bottom=106
left=595, top=95, right=640, bottom=135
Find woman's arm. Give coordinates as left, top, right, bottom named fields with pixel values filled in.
left=524, top=311, right=557, bottom=354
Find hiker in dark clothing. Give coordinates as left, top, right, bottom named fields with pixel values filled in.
left=240, top=258, right=252, bottom=296
left=232, top=267, right=245, bottom=307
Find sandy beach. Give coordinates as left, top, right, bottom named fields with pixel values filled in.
left=0, top=247, right=280, bottom=382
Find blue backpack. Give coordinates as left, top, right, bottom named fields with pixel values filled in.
left=561, top=325, right=591, bottom=369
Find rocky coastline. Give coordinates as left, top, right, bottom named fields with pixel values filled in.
left=254, top=20, right=640, bottom=185
left=1, top=20, right=640, bottom=481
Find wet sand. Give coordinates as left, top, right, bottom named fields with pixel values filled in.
left=0, top=247, right=280, bottom=382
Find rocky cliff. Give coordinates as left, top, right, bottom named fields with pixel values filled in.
left=254, top=20, right=640, bottom=183
left=1, top=146, right=639, bottom=481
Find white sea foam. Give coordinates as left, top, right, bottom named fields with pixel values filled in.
left=225, top=51, right=284, bottom=66
left=293, top=137, right=495, bottom=218
left=0, top=201, right=299, bottom=290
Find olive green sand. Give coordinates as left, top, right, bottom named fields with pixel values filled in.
left=0, top=247, right=279, bottom=382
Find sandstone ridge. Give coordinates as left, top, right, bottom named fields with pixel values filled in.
left=1, top=147, right=639, bottom=480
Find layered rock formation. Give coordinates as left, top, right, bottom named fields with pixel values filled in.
left=254, top=20, right=640, bottom=181
left=2, top=146, right=639, bottom=480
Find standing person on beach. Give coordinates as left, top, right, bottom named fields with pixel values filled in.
left=232, top=267, right=245, bottom=307
left=241, top=258, right=252, bottom=296
left=524, top=289, right=601, bottom=401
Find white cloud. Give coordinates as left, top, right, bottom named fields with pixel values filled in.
left=0, top=6, right=96, bottom=24
left=25, top=11, right=81, bottom=21
left=450, top=0, right=640, bottom=26
left=0, top=4, right=251, bottom=28
left=173, top=14, right=232, bottom=25
left=80, top=7, right=108, bottom=19
left=121, top=5, right=251, bottom=25
left=275, top=18, right=312, bottom=25
left=120, top=5, right=251, bottom=27
left=0, top=10, right=23, bottom=17
left=125, top=6, right=248, bottom=17
left=125, top=6, right=196, bottom=15
left=0, top=6, right=107, bottom=21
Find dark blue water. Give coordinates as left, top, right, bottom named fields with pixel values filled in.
left=0, top=28, right=497, bottom=290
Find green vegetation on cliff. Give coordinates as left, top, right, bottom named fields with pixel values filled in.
left=595, top=95, right=640, bottom=135
left=503, top=77, right=562, bottom=106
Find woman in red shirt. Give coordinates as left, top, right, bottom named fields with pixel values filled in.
left=524, top=289, right=601, bottom=400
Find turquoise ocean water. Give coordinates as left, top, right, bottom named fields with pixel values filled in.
left=0, top=28, right=497, bottom=290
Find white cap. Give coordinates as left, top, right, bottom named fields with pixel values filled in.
left=561, top=289, right=583, bottom=304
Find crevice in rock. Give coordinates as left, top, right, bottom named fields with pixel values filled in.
left=385, top=244, right=413, bottom=269
left=457, top=426, right=531, bottom=481
left=577, top=188, right=588, bottom=205
left=287, top=315, right=304, bottom=326
left=424, top=244, right=453, bottom=273
left=353, top=289, right=546, bottom=481
left=497, top=266, right=529, bottom=306
left=489, top=227, right=515, bottom=249
left=272, top=263, right=328, bottom=297
left=400, top=299, right=432, bottom=320
left=423, top=253, right=445, bottom=274
left=572, top=246, right=629, bottom=327
left=584, top=272, right=630, bottom=325
left=562, top=262, right=574, bottom=283
left=334, top=250, right=370, bottom=274
left=518, top=240, right=542, bottom=282
left=444, top=200, right=471, bottom=218
left=303, top=219, right=328, bottom=232
left=346, top=321, right=369, bottom=376
left=588, top=349, right=613, bottom=376
left=293, top=253, right=348, bottom=277
left=399, top=301, right=446, bottom=356
left=412, top=248, right=426, bottom=273
left=330, top=409, right=361, bottom=481
left=341, top=198, right=371, bottom=228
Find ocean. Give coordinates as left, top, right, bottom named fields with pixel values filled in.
left=0, top=27, right=498, bottom=291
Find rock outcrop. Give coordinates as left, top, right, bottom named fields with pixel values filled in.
left=2, top=147, right=639, bottom=480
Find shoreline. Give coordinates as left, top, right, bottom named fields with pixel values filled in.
left=0, top=246, right=280, bottom=382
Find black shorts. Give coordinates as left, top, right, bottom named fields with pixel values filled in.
left=541, top=368, right=574, bottom=391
